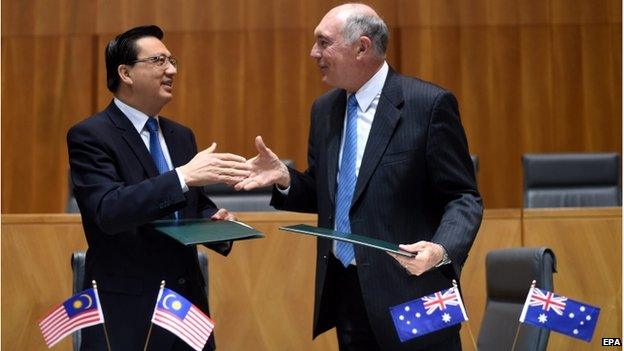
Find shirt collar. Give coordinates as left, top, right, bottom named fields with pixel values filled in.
left=113, top=97, right=158, bottom=134
left=352, top=61, right=389, bottom=112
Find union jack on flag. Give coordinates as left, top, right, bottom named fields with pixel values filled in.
left=151, top=286, right=215, bottom=351
left=390, top=286, right=468, bottom=342
left=422, top=288, right=464, bottom=315
left=520, top=287, right=600, bottom=342
left=525, top=287, right=567, bottom=315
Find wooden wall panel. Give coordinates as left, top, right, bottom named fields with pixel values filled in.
left=523, top=208, right=622, bottom=351
left=1, top=36, right=97, bottom=213
left=2, top=209, right=618, bottom=350
left=458, top=209, right=522, bottom=349
left=199, top=212, right=337, bottom=351
left=1, top=215, right=88, bottom=351
left=1, top=0, right=621, bottom=213
left=1, top=0, right=96, bottom=35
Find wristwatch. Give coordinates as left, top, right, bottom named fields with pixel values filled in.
left=434, top=244, right=451, bottom=268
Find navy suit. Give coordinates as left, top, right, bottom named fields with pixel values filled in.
left=272, top=69, right=483, bottom=350
left=67, top=101, right=225, bottom=351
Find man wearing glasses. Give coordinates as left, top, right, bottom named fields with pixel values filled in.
left=67, top=25, right=250, bottom=350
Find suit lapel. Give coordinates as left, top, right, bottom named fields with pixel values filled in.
left=352, top=70, right=403, bottom=207
left=326, top=90, right=347, bottom=205
left=106, top=101, right=159, bottom=178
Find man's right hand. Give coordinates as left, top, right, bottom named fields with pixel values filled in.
left=234, top=136, right=291, bottom=191
left=177, top=143, right=251, bottom=187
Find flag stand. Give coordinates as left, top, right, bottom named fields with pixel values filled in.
left=510, top=280, right=536, bottom=351
left=91, top=280, right=112, bottom=351
left=452, top=280, right=478, bottom=351
left=143, top=280, right=166, bottom=351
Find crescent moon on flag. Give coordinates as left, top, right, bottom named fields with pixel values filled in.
left=79, top=294, right=93, bottom=309
left=162, top=294, right=176, bottom=310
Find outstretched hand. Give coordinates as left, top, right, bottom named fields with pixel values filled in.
left=177, top=143, right=251, bottom=187
left=234, top=136, right=291, bottom=191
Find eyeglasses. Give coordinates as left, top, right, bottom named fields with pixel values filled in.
left=130, top=54, right=178, bottom=68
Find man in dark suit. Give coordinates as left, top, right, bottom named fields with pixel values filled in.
left=236, top=4, right=482, bottom=350
left=67, top=25, right=250, bottom=351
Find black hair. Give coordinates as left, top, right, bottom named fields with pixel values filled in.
left=105, top=25, right=164, bottom=93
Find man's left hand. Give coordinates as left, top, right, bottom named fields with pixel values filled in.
left=388, top=241, right=445, bottom=276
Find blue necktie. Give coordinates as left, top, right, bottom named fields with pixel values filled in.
left=145, top=118, right=179, bottom=219
left=145, top=118, right=170, bottom=175
left=334, top=94, right=358, bottom=267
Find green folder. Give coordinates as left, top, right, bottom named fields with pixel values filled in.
left=150, top=219, right=263, bottom=246
left=279, top=224, right=415, bottom=257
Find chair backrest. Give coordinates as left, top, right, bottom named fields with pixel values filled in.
left=66, top=169, right=80, bottom=213
left=204, top=159, right=295, bottom=211
left=522, top=153, right=621, bottom=208
left=70, top=252, right=85, bottom=351
left=477, top=247, right=556, bottom=351
left=471, top=154, right=479, bottom=178
left=70, top=251, right=209, bottom=351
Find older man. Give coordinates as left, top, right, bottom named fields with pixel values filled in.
left=237, top=4, right=482, bottom=351
left=67, top=25, right=250, bottom=350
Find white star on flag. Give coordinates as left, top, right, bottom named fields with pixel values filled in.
left=538, top=314, right=548, bottom=323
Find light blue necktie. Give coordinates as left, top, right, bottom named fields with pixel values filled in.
left=334, top=94, right=358, bottom=267
left=145, top=118, right=179, bottom=220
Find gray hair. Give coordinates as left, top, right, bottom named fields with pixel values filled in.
left=342, top=13, right=388, bottom=57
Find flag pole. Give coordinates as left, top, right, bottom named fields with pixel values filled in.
left=511, top=280, right=536, bottom=351
left=144, top=280, right=165, bottom=351
left=452, top=280, right=478, bottom=351
left=92, top=280, right=112, bottom=351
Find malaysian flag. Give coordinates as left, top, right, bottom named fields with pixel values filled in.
left=389, top=286, right=468, bottom=342
left=151, top=286, right=215, bottom=351
left=520, top=287, right=600, bottom=342
left=38, top=287, right=105, bottom=348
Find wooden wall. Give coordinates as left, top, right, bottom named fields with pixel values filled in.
left=2, top=0, right=621, bottom=213
left=2, top=208, right=621, bottom=350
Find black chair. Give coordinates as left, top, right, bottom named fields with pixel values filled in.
left=66, top=170, right=80, bottom=213
left=522, top=152, right=621, bottom=208
left=70, top=251, right=209, bottom=351
left=477, top=247, right=556, bottom=351
left=471, top=154, right=479, bottom=178
left=204, top=159, right=295, bottom=211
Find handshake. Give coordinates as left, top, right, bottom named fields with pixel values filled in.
left=177, top=136, right=290, bottom=191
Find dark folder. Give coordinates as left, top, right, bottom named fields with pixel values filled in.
left=151, top=219, right=263, bottom=246
left=279, top=224, right=415, bottom=257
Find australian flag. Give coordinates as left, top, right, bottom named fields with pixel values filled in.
left=389, top=286, right=468, bottom=342
left=519, top=287, right=600, bottom=342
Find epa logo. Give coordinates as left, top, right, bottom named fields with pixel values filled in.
left=602, top=337, right=621, bottom=346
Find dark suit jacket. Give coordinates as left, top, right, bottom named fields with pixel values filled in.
left=272, top=69, right=483, bottom=350
left=67, top=101, right=225, bottom=351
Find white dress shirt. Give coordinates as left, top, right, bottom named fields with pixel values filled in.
left=114, top=98, right=188, bottom=192
left=277, top=62, right=389, bottom=264
left=337, top=61, right=389, bottom=177
left=333, top=62, right=389, bottom=264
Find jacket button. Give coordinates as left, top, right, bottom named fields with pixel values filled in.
left=178, top=277, right=186, bottom=285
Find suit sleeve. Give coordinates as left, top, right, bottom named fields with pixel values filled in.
left=67, top=123, right=187, bottom=235
left=425, top=92, right=483, bottom=278
left=270, top=101, right=320, bottom=213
